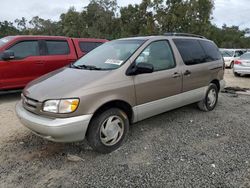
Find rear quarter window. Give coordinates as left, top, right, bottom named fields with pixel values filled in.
left=79, top=42, right=103, bottom=53
left=173, top=39, right=206, bottom=65
left=45, top=40, right=70, bottom=55
left=199, top=40, right=221, bottom=61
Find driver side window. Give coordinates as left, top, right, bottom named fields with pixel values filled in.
left=135, top=40, right=175, bottom=71
left=8, top=40, right=39, bottom=59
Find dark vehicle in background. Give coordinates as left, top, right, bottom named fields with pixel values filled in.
left=0, top=36, right=107, bottom=90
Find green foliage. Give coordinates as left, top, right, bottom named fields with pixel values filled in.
left=1, top=0, right=250, bottom=48
left=0, top=21, right=20, bottom=38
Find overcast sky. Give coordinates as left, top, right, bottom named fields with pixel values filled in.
left=0, top=0, right=249, bottom=29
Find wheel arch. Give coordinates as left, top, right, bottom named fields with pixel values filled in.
left=90, top=100, right=134, bottom=125
left=211, top=79, right=220, bottom=91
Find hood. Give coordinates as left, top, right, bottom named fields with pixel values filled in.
left=23, top=67, right=112, bottom=101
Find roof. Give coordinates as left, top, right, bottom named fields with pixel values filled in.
left=8, top=35, right=69, bottom=39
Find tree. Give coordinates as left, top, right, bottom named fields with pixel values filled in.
left=0, top=21, right=19, bottom=38
left=27, top=16, right=61, bottom=35
left=60, top=7, right=83, bottom=37
left=1, top=0, right=250, bottom=48
left=15, top=17, right=27, bottom=31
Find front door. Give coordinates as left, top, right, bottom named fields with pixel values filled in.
left=133, top=40, right=182, bottom=121
left=0, top=40, right=45, bottom=90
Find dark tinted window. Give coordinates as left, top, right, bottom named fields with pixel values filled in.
left=79, top=42, right=103, bottom=53
left=46, top=40, right=70, bottom=55
left=8, top=40, right=39, bottom=59
left=235, top=50, right=244, bottom=57
left=199, top=40, right=221, bottom=61
left=173, top=39, right=206, bottom=65
left=135, top=40, right=175, bottom=71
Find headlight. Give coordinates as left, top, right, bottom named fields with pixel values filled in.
left=43, top=99, right=79, bottom=113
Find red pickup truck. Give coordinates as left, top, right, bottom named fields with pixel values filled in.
left=0, top=35, right=108, bottom=90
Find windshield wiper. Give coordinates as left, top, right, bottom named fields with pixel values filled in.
left=70, top=64, right=102, bottom=70
left=70, top=63, right=113, bottom=71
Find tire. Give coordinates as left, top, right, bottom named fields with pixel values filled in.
left=234, top=72, right=240, bottom=77
left=86, top=108, right=129, bottom=154
left=230, top=61, right=234, bottom=69
left=197, top=83, right=218, bottom=112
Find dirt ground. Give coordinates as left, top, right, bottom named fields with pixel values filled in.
left=0, top=69, right=250, bottom=187
left=224, top=69, right=250, bottom=88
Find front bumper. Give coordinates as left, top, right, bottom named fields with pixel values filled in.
left=233, top=65, right=250, bottom=75
left=16, top=101, right=93, bottom=142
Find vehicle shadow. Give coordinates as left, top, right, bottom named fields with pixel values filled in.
left=0, top=90, right=22, bottom=103
left=1, top=94, right=224, bottom=161
left=3, top=102, right=203, bottom=161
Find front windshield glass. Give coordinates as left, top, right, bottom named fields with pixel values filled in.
left=220, top=50, right=234, bottom=57
left=73, top=39, right=146, bottom=70
left=240, top=53, right=250, bottom=60
left=0, top=36, right=13, bottom=48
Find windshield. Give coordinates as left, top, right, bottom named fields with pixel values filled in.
left=0, top=36, right=14, bottom=48
left=220, top=50, right=234, bottom=57
left=240, top=53, right=250, bottom=60
left=73, top=39, right=146, bottom=70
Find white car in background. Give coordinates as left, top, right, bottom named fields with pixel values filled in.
left=233, top=52, right=250, bottom=77
left=220, top=49, right=246, bottom=68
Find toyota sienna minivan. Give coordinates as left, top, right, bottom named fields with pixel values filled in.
left=16, top=33, right=225, bottom=153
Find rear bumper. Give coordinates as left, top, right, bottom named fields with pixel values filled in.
left=16, top=101, right=93, bottom=142
left=233, top=65, right=250, bottom=75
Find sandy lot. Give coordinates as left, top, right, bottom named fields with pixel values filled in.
left=224, top=69, right=250, bottom=88
left=0, top=69, right=249, bottom=187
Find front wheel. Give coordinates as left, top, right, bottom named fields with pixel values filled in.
left=86, top=108, right=129, bottom=154
left=197, top=83, right=218, bottom=112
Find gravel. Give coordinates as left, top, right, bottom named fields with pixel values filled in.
left=0, top=70, right=250, bottom=187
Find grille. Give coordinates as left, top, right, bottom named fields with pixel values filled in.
left=22, top=94, right=42, bottom=114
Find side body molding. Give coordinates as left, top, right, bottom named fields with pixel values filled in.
left=132, top=86, right=208, bottom=122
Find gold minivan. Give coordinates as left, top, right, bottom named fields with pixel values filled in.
left=16, top=33, right=225, bottom=153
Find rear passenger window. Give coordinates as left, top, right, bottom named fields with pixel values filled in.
left=46, top=40, right=70, bottom=55
left=135, top=40, right=175, bottom=71
left=79, top=42, right=103, bottom=53
left=8, top=41, right=39, bottom=59
left=173, top=39, right=206, bottom=65
left=235, top=51, right=243, bottom=57
left=199, top=40, right=221, bottom=61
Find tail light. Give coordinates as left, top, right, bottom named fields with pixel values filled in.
left=234, top=60, right=241, bottom=65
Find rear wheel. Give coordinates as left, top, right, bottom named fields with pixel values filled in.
left=86, top=108, right=129, bottom=154
left=234, top=71, right=240, bottom=77
left=197, top=83, right=218, bottom=112
left=230, top=61, right=234, bottom=69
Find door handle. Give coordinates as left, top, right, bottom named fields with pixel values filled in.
left=172, top=72, right=181, bottom=78
left=35, top=61, right=44, bottom=65
left=184, top=70, right=191, bottom=76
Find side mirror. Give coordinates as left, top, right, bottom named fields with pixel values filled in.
left=2, top=50, right=15, bottom=60
left=126, top=63, right=154, bottom=75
